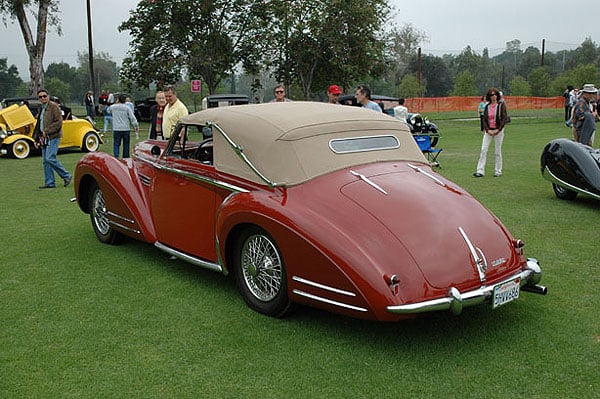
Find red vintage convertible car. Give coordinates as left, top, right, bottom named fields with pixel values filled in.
left=74, top=102, right=546, bottom=321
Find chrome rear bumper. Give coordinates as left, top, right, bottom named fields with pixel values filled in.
left=387, top=258, right=546, bottom=315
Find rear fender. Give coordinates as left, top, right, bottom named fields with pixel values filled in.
left=62, top=119, right=102, bottom=147
left=215, top=191, right=425, bottom=321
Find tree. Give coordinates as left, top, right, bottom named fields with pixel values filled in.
left=119, top=0, right=266, bottom=94
left=451, top=71, right=477, bottom=96
left=260, top=0, right=390, bottom=99
left=0, top=0, right=61, bottom=94
left=508, top=76, right=531, bottom=96
left=46, top=61, right=77, bottom=100
left=77, top=52, right=118, bottom=93
left=518, top=46, right=542, bottom=80
left=569, top=64, right=600, bottom=88
left=386, top=23, right=427, bottom=85
left=0, top=57, right=24, bottom=98
left=573, top=37, right=598, bottom=66
left=527, top=67, right=550, bottom=97
left=44, top=76, right=70, bottom=101
left=411, top=55, right=453, bottom=97
left=398, top=74, right=420, bottom=98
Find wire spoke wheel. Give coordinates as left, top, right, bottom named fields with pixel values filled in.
left=92, top=187, right=110, bottom=235
left=241, top=234, right=282, bottom=302
left=233, top=227, right=292, bottom=317
left=89, top=182, right=121, bottom=244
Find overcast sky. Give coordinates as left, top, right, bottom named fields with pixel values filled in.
left=0, top=0, right=595, bottom=81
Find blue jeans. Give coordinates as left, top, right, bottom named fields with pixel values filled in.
left=41, top=137, right=71, bottom=187
left=86, top=105, right=95, bottom=118
left=113, top=130, right=131, bottom=158
left=104, top=115, right=112, bottom=132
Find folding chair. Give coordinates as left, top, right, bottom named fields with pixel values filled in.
left=413, top=134, right=442, bottom=167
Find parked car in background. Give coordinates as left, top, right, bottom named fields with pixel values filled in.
left=73, top=102, right=546, bottom=321
left=541, top=138, right=600, bottom=201
left=2, top=95, right=72, bottom=119
left=0, top=103, right=102, bottom=159
left=134, top=97, right=157, bottom=122
left=201, top=94, right=249, bottom=109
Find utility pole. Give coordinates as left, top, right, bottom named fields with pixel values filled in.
left=541, top=39, right=545, bottom=66
left=86, top=0, right=96, bottom=98
left=417, top=47, right=422, bottom=97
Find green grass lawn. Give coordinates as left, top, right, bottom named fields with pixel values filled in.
left=1, top=110, right=598, bottom=398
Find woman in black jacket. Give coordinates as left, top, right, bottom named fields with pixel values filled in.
left=473, top=88, right=509, bottom=178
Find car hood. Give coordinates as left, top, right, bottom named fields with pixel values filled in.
left=339, top=165, right=518, bottom=289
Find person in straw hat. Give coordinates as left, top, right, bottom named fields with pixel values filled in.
left=571, top=83, right=597, bottom=146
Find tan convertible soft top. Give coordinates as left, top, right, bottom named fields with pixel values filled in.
left=178, top=101, right=427, bottom=186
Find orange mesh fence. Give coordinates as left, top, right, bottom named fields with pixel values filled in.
left=404, top=96, right=563, bottom=113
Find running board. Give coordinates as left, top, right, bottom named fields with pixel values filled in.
left=154, top=241, right=223, bottom=273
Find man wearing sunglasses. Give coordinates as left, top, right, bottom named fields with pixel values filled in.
left=269, top=84, right=292, bottom=102
left=33, top=89, right=72, bottom=189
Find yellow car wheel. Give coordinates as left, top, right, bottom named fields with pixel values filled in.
left=82, top=132, right=101, bottom=152
left=10, top=139, right=31, bottom=159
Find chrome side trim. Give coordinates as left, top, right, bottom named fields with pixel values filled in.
left=292, top=276, right=356, bottom=297
left=154, top=241, right=223, bottom=273
left=350, top=170, right=388, bottom=195
left=137, top=156, right=249, bottom=193
left=139, top=173, right=152, bottom=186
left=292, top=289, right=368, bottom=312
left=107, top=211, right=136, bottom=224
left=407, top=163, right=446, bottom=187
left=109, top=220, right=141, bottom=234
left=106, top=211, right=141, bottom=234
left=543, top=166, right=600, bottom=200
left=387, top=259, right=546, bottom=315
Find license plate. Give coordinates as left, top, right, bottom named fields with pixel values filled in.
left=492, top=278, right=520, bottom=308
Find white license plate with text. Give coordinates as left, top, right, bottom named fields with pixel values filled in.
left=493, top=278, right=520, bottom=308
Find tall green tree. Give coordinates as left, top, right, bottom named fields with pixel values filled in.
left=0, top=57, right=24, bottom=98
left=119, top=0, right=265, bottom=94
left=451, top=71, right=477, bottom=96
left=0, top=0, right=61, bottom=94
left=45, top=61, right=77, bottom=100
left=409, top=54, right=453, bottom=97
left=527, top=67, right=550, bottom=96
left=77, top=52, right=118, bottom=93
left=262, top=0, right=389, bottom=99
left=397, top=74, right=420, bottom=98
left=385, top=23, right=427, bottom=86
left=509, top=76, right=531, bottom=96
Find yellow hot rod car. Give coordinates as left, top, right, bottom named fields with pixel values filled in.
left=0, top=103, right=103, bottom=159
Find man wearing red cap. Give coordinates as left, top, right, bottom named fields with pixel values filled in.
left=327, top=85, right=342, bottom=104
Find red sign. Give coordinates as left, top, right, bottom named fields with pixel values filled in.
left=191, top=80, right=202, bottom=93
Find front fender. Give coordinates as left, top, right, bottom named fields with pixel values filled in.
left=75, top=152, right=156, bottom=243
left=1, top=133, right=35, bottom=146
